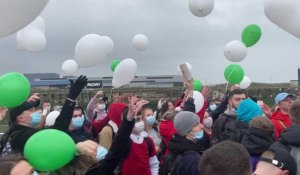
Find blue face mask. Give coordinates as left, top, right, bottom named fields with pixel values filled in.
left=193, top=130, right=204, bottom=141
left=209, top=104, right=217, bottom=111
left=145, top=115, right=156, bottom=125
left=31, top=112, right=41, bottom=127
left=71, top=116, right=84, bottom=129
left=96, top=146, right=108, bottom=161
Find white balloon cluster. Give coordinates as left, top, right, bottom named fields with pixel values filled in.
left=112, top=58, right=138, bottom=88
left=74, top=34, right=114, bottom=68
left=132, top=34, right=149, bottom=51
left=0, top=0, right=49, bottom=38
left=188, top=0, right=214, bottom=17
left=265, top=0, right=300, bottom=39
left=16, top=16, right=47, bottom=51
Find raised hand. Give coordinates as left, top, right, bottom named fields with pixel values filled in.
left=68, top=75, right=88, bottom=101
left=201, top=86, right=211, bottom=99
left=27, top=93, right=40, bottom=103
left=95, top=91, right=104, bottom=97
left=262, top=104, right=272, bottom=117
left=0, top=107, right=7, bottom=121
left=76, top=140, right=98, bottom=158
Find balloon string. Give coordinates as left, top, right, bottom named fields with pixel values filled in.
left=110, top=88, right=114, bottom=102
left=223, top=65, right=237, bottom=96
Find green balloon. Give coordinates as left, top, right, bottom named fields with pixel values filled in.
left=111, top=59, right=121, bottom=72
left=242, top=24, right=262, bottom=47
left=224, top=64, right=244, bottom=84
left=193, top=79, right=202, bottom=92
left=24, top=129, right=76, bottom=172
left=0, top=72, right=30, bottom=108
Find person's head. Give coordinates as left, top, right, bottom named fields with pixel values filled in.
left=168, top=102, right=175, bottom=110
left=97, top=100, right=106, bottom=111
left=108, top=103, right=127, bottom=127
left=174, top=111, right=204, bottom=142
left=141, top=107, right=155, bottom=127
left=133, top=113, right=146, bottom=135
left=198, top=141, right=251, bottom=175
left=203, top=111, right=213, bottom=129
left=250, top=116, right=274, bottom=134
left=228, top=89, right=247, bottom=109
left=254, top=143, right=297, bottom=175
left=0, top=154, right=37, bottom=175
left=69, top=107, right=85, bottom=130
left=163, top=109, right=178, bottom=122
left=275, top=93, right=294, bottom=113
left=9, top=100, right=41, bottom=128
left=289, top=99, right=300, bottom=124
left=236, top=99, right=263, bottom=123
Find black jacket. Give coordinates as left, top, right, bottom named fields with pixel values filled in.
left=85, top=115, right=135, bottom=175
left=9, top=99, right=76, bottom=153
left=280, top=125, right=300, bottom=147
left=165, top=134, right=203, bottom=175
left=211, top=96, right=229, bottom=121
left=68, top=127, right=94, bottom=144
left=241, top=127, right=274, bottom=156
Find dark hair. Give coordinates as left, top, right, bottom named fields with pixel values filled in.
left=228, top=89, right=247, bottom=99
left=198, top=141, right=251, bottom=175
left=289, top=99, right=300, bottom=124
left=0, top=154, right=24, bottom=175
left=160, top=101, right=169, bottom=117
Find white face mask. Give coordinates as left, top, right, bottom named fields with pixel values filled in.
left=203, top=117, right=213, bottom=129
left=133, top=121, right=145, bottom=134
left=98, top=104, right=106, bottom=110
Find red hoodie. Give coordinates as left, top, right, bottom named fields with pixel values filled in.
left=107, top=103, right=127, bottom=127
left=159, top=120, right=176, bottom=155
left=269, top=109, right=292, bottom=140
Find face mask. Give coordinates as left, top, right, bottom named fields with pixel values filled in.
left=31, top=112, right=41, bottom=127
left=209, top=104, right=217, bottom=111
left=133, top=121, right=145, bottom=134
left=203, top=117, right=213, bottom=128
left=145, top=115, right=156, bottom=125
left=96, top=146, right=108, bottom=161
left=98, top=104, right=106, bottom=110
left=71, top=116, right=84, bottom=129
left=175, top=106, right=182, bottom=112
left=193, top=130, right=204, bottom=141
left=32, top=171, right=39, bottom=175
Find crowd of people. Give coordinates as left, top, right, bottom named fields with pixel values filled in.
left=0, top=75, right=299, bottom=175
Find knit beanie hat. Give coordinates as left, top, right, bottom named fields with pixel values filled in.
left=237, top=99, right=263, bottom=123
left=174, top=111, right=200, bottom=136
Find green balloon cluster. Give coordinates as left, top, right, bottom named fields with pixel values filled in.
left=24, top=129, right=76, bottom=172
left=224, top=64, right=245, bottom=84
left=111, top=59, right=121, bottom=72
left=242, top=24, right=262, bottom=47
left=0, top=72, right=30, bottom=108
left=193, top=79, right=203, bottom=92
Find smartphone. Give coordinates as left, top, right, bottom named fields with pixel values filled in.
left=180, top=63, right=193, bottom=81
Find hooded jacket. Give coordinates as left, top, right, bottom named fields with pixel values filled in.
left=241, top=127, right=275, bottom=171
left=270, top=109, right=292, bottom=139
left=279, top=125, right=300, bottom=175
left=166, top=134, right=203, bottom=175
left=159, top=120, right=176, bottom=155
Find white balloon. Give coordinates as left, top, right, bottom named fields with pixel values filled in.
left=112, top=58, right=138, bottom=88
left=62, top=60, right=78, bottom=74
left=0, top=0, right=49, bottom=38
left=224, top=40, right=247, bottom=62
left=193, top=91, right=205, bottom=113
left=16, top=29, right=47, bottom=51
left=188, top=0, right=214, bottom=17
left=177, top=62, right=193, bottom=77
left=239, top=76, right=251, bottom=89
left=46, top=111, right=60, bottom=126
left=101, top=36, right=114, bottom=56
left=264, top=0, right=300, bottom=39
left=132, top=34, right=149, bottom=51
left=26, top=16, right=45, bottom=33
left=75, top=34, right=114, bottom=67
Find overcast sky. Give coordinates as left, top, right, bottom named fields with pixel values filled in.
left=0, top=0, right=299, bottom=84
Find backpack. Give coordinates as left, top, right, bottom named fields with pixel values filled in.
left=0, top=130, right=21, bottom=157
left=161, top=150, right=197, bottom=175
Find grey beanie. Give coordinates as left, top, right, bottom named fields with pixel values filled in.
left=174, top=111, right=200, bottom=136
